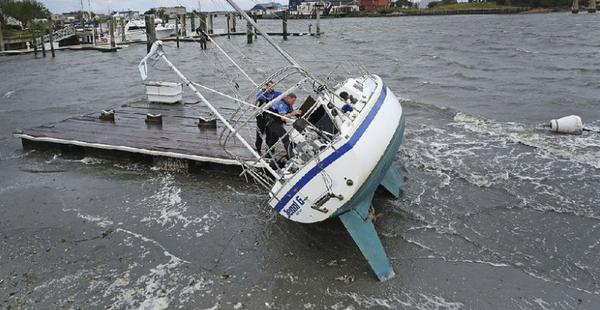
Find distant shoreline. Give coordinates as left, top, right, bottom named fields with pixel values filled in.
left=342, top=7, right=568, bottom=18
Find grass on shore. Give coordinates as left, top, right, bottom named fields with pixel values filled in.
left=431, top=2, right=513, bottom=9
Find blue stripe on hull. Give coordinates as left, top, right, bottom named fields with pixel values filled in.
left=274, top=86, right=390, bottom=213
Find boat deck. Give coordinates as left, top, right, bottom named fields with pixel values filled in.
left=14, top=100, right=262, bottom=169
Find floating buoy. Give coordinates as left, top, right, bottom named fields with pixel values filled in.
left=549, top=115, right=583, bottom=135
left=99, top=109, right=115, bottom=120
left=145, top=113, right=163, bottom=125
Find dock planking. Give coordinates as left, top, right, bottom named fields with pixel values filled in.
left=14, top=100, right=265, bottom=170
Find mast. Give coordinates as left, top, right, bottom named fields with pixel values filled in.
left=222, top=0, right=301, bottom=68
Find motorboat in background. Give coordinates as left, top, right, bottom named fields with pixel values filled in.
left=112, top=11, right=176, bottom=42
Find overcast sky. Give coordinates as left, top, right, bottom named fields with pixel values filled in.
left=41, top=0, right=260, bottom=14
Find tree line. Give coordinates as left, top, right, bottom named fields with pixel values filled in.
left=0, top=0, right=50, bottom=30
left=425, top=0, right=589, bottom=8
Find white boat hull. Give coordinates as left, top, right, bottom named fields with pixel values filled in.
left=269, top=76, right=404, bottom=224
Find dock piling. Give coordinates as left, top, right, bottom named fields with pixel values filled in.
left=48, top=19, right=55, bottom=57
left=0, top=18, right=4, bottom=52
left=231, top=13, right=237, bottom=33
left=175, top=17, right=180, bottom=48
left=227, top=14, right=231, bottom=39
left=572, top=0, right=579, bottom=13
left=110, top=18, right=116, bottom=48
left=180, top=14, right=187, bottom=37
left=30, top=21, right=38, bottom=56
left=283, top=11, right=288, bottom=41
left=316, top=10, right=321, bottom=36
left=200, top=13, right=207, bottom=33
left=40, top=23, right=46, bottom=58
left=208, top=14, right=214, bottom=34
left=190, top=13, right=195, bottom=34
left=120, top=18, right=126, bottom=42
left=145, top=15, right=156, bottom=52
left=247, top=20, right=253, bottom=44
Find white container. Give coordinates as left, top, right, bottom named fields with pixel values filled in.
left=143, top=81, right=183, bottom=104
left=550, top=115, right=582, bottom=135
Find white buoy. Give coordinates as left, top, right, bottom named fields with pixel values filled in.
left=549, top=115, right=583, bottom=135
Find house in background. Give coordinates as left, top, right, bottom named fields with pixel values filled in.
left=358, top=0, right=389, bottom=10
left=249, top=3, right=288, bottom=19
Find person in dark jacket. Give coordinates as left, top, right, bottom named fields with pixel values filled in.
left=252, top=81, right=282, bottom=156
left=266, top=93, right=302, bottom=159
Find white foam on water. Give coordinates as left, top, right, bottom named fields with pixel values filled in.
left=327, top=289, right=464, bottom=310
left=33, top=269, right=90, bottom=292
left=179, top=277, right=213, bottom=300
left=523, top=269, right=600, bottom=295
left=79, top=157, right=106, bottom=165
left=453, top=112, right=600, bottom=169
left=62, top=203, right=114, bottom=228
left=117, top=228, right=189, bottom=264
left=512, top=296, right=584, bottom=310
left=4, top=90, right=15, bottom=98
left=106, top=228, right=194, bottom=309
left=139, top=174, right=221, bottom=235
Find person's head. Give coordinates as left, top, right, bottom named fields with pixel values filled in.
left=284, top=93, right=297, bottom=106
left=265, top=80, right=275, bottom=92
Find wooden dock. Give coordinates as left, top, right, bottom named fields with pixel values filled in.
left=13, top=100, right=261, bottom=171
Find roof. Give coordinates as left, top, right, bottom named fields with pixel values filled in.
left=250, top=3, right=284, bottom=10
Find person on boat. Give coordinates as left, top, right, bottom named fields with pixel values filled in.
left=252, top=80, right=282, bottom=156
left=266, top=93, right=302, bottom=159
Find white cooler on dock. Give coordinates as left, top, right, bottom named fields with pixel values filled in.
left=143, top=81, right=183, bottom=104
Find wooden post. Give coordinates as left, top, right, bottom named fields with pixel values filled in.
left=48, top=19, right=55, bottom=57
left=247, top=20, right=253, bottom=44
left=110, top=18, right=116, bottom=48
left=572, top=0, right=579, bottom=13
left=253, top=13, right=258, bottom=38
left=282, top=11, right=288, bottom=41
left=175, top=17, right=180, bottom=48
left=190, top=14, right=195, bottom=34
left=31, top=21, right=38, bottom=56
left=120, top=17, right=126, bottom=42
left=0, top=18, right=4, bottom=52
left=589, top=0, right=596, bottom=13
left=316, top=9, right=321, bottom=36
left=227, top=14, right=231, bottom=39
left=180, top=14, right=186, bottom=37
left=200, top=13, right=207, bottom=33
left=145, top=15, right=156, bottom=52
left=41, top=22, right=46, bottom=57
left=231, top=13, right=236, bottom=32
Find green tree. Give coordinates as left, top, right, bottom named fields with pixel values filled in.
left=393, top=0, right=414, bottom=7
left=427, top=1, right=441, bottom=8
left=0, top=0, right=50, bottom=28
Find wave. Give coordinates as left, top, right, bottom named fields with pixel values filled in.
left=453, top=112, right=600, bottom=169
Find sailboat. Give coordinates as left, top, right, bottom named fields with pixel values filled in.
left=138, top=1, right=406, bottom=281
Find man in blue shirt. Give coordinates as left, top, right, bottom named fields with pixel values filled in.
left=266, top=93, right=302, bottom=159
left=252, top=80, right=282, bottom=155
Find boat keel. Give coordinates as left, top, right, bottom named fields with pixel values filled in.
left=339, top=195, right=395, bottom=282
left=379, top=165, right=405, bottom=198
